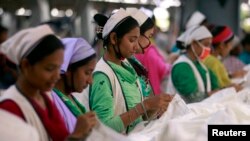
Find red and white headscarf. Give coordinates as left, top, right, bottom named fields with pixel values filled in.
left=212, top=26, right=234, bottom=44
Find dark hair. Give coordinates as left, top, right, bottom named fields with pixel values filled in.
left=140, top=18, right=154, bottom=35
left=127, top=57, right=148, bottom=78
left=0, top=24, right=8, bottom=33
left=241, top=34, right=250, bottom=46
left=176, top=40, right=186, bottom=50
left=68, top=53, right=96, bottom=71
left=93, top=13, right=139, bottom=46
left=93, top=14, right=108, bottom=40
left=210, top=25, right=234, bottom=47
left=26, top=35, right=64, bottom=65
left=103, top=16, right=139, bottom=47
left=62, top=53, right=96, bottom=94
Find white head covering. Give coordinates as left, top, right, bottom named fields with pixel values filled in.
left=102, top=8, right=130, bottom=39
left=0, top=109, right=39, bottom=141
left=140, top=7, right=154, bottom=18
left=126, top=7, right=148, bottom=26
left=60, top=38, right=96, bottom=73
left=232, top=35, right=240, bottom=48
left=0, top=24, right=54, bottom=65
left=185, top=11, right=206, bottom=29
left=178, top=25, right=212, bottom=47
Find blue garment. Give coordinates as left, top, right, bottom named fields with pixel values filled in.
left=239, top=51, right=250, bottom=64
left=171, top=44, right=179, bottom=53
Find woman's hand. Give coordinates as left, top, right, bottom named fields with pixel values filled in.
left=167, top=53, right=179, bottom=64
left=69, top=112, right=97, bottom=140
left=230, top=70, right=247, bottom=78
left=143, top=94, right=173, bottom=113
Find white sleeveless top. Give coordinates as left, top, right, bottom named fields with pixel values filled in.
left=166, top=55, right=211, bottom=95
left=0, top=85, right=50, bottom=141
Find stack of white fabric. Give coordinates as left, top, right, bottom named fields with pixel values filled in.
left=83, top=82, right=250, bottom=141
left=231, top=64, right=250, bottom=88
left=85, top=87, right=250, bottom=141
left=129, top=87, right=250, bottom=141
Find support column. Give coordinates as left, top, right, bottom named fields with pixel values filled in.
left=180, top=0, right=240, bottom=34
left=198, top=0, right=240, bottom=34
left=78, top=0, right=96, bottom=43
left=29, top=0, right=50, bottom=26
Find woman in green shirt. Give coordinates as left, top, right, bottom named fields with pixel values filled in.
left=169, top=25, right=220, bottom=103
left=89, top=8, right=172, bottom=133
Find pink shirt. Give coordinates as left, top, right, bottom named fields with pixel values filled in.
left=135, top=44, right=171, bottom=95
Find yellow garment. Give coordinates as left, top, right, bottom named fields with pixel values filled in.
left=202, top=55, right=231, bottom=88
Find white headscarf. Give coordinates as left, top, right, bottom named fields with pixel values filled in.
left=185, top=11, right=206, bottom=29
left=140, top=7, right=153, bottom=18
left=0, top=24, right=54, bottom=65
left=232, top=35, right=240, bottom=48
left=102, top=8, right=130, bottom=39
left=177, top=26, right=212, bottom=47
left=60, top=38, right=96, bottom=73
left=126, top=7, right=148, bottom=26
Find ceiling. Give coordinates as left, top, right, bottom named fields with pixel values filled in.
left=0, top=0, right=80, bottom=13
left=0, top=0, right=31, bottom=12
left=0, top=0, right=156, bottom=13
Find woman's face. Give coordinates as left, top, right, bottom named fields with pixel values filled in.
left=118, top=27, right=140, bottom=58
left=71, top=58, right=97, bottom=93
left=220, top=40, right=233, bottom=58
left=137, top=27, right=154, bottom=53
left=23, top=49, right=64, bottom=92
left=192, top=38, right=212, bottom=57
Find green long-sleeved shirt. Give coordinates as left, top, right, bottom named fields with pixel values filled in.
left=171, top=60, right=219, bottom=103
left=89, top=61, right=143, bottom=133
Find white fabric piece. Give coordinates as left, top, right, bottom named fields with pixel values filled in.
left=163, top=90, right=250, bottom=141
left=86, top=121, right=131, bottom=141
left=241, top=68, right=250, bottom=88
left=243, top=64, right=250, bottom=71
left=102, top=8, right=130, bottom=39
left=140, top=7, right=153, bottom=18
left=186, top=11, right=206, bottom=29
left=128, top=94, right=191, bottom=141
left=177, top=26, right=212, bottom=47
left=0, top=89, right=5, bottom=96
left=126, top=7, right=148, bottom=26
left=0, top=86, right=50, bottom=141
left=231, top=64, right=250, bottom=87
left=237, top=87, right=250, bottom=104
left=125, top=7, right=138, bottom=16
left=60, top=38, right=95, bottom=73
left=83, top=87, right=250, bottom=141
left=0, top=109, right=39, bottom=141
left=232, top=35, right=240, bottom=48
left=130, top=87, right=250, bottom=140
left=0, top=24, right=54, bottom=65
left=202, top=87, right=237, bottom=103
